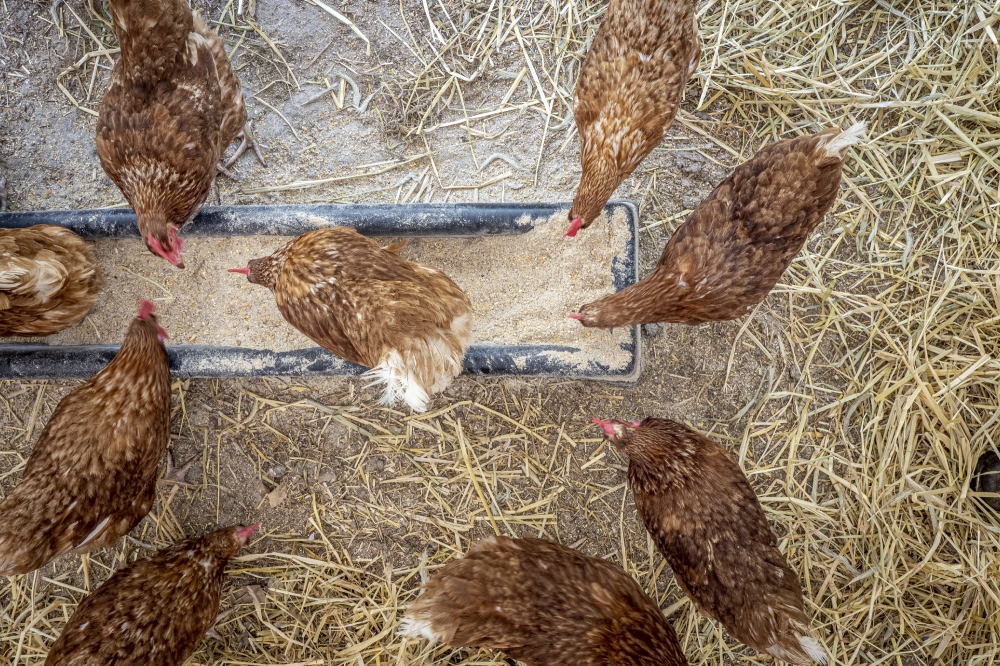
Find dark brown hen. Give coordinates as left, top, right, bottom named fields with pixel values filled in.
left=572, top=123, right=864, bottom=325
left=0, top=225, right=103, bottom=336
left=230, top=227, right=472, bottom=413
left=44, top=524, right=258, bottom=666
left=595, top=417, right=825, bottom=664
left=97, top=0, right=263, bottom=268
left=566, top=0, right=700, bottom=236
left=0, top=301, right=171, bottom=576
left=400, top=535, right=687, bottom=666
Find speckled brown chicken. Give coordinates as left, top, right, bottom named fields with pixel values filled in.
left=594, top=417, right=825, bottom=664
left=571, top=124, right=864, bottom=327
left=565, top=0, right=700, bottom=237
left=97, top=0, right=264, bottom=268
left=0, top=301, right=171, bottom=576
left=401, top=535, right=688, bottom=666
left=0, top=225, right=103, bottom=336
left=44, top=523, right=259, bottom=666
left=230, top=227, right=472, bottom=413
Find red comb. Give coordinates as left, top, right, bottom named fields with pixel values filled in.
left=235, top=522, right=260, bottom=540
left=564, top=218, right=583, bottom=238
left=138, top=300, right=156, bottom=319
left=592, top=417, right=617, bottom=437
left=228, top=267, right=250, bottom=275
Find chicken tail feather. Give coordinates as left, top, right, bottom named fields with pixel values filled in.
left=819, top=121, right=866, bottom=159
left=797, top=634, right=827, bottom=664
left=398, top=616, right=444, bottom=644
left=363, top=349, right=431, bottom=413
left=765, top=632, right=827, bottom=665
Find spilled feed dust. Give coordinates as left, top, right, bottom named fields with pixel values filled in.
left=1, top=209, right=633, bottom=370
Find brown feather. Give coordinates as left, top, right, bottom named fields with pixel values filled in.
left=0, top=309, right=171, bottom=575
left=238, top=227, right=472, bottom=412
left=402, top=536, right=688, bottom=666
left=576, top=125, right=863, bottom=327
left=570, top=0, right=700, bottom=228
left=599, top=418, right=825, bottom=664
left=96, top=0, right=249, bottom=264
left=44, top=525, right=254, bottom=666
left=0, top=225, right=103, bottom=336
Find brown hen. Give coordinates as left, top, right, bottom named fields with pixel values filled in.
left=0, top=225, right=103, bottom=336
left=566, top=0, right=700, bottom=236
left=0, top=301, right=171, bottom=576
left=595, top=417, right=825, bottom=664
left=97, top=0, right=263, bottom=268
left=401, top=535, right=687, bottom=666
left=230, top=227, right=472, bottom=413
left=44, top=523, right=258, bottom=666
left=572, top=123, right=864, bottom=326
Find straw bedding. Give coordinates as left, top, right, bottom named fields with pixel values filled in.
left=1, top=0, right=998, bottom=665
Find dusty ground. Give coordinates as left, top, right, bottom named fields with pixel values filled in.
left=2, top=0, right=999, bottom=665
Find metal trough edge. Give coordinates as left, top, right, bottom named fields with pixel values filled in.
left=0, top=201, right=641, bottom=381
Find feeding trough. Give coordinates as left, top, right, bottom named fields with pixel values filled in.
left=0, top=202, right=640, bottom=381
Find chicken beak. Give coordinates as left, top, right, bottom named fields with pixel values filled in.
left=228, top=267, right=250, bottom=275
left=568, top=313, right=583, bottom=321
left=564, top=217, right=584, bottom=237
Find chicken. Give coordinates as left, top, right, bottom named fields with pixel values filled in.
left=229, top=227, right=472, bottom=413
left=97, top=0, right=264, bottom=269
left=973, top=450, right=1000, bottom=512
left=0, top=301, right=171, bottom=576
left=565, top=0, right=700, bottom=237
left=0, top=225, right=103, bottom=336
left=594, top=417, right=825, bottom=664
left=571, top=124, right=865, bottom=327
left=44, top=523, right=259, bottom=666
left=400, top=535, right=688, bottom=666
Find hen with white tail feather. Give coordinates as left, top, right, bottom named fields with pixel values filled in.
left=572, top=123, right=865, bottom=329
left=230, top=227, right=472, bottom=412
left=401, top=536, right=688, bottom=666
left=595, top=417, right=827, bottom=664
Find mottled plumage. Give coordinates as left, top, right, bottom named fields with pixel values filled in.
left=44, top=524, right=258, bottom=666
left=595, top=418, right=825, bottom=664
left=566, top=0, right=700, bottom=236
left=0, top=225, right=103, bottom=336
left=401, top=536, right=687, bottom=666
left=573, top=124, right=864, bottom=327
left=0, top=301, right=171, bottom=576
left=231, top=227, right=472, bottom=412
left=97, top=0, right=258, bottom=268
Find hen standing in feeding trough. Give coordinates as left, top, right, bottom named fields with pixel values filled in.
left=0, top=301, right=171, bottom=576
left=565, top=0, right=700, bottom=237
left=400, top=535, right=688, bottom=665
left=43, top=524, right=259, bottom=666
left=0, top=225, right=103, bottom=336
left=594, top=417, right=826, bottom=664
left=570, top=123, right=865, bottom=328
left=229, top=227, right=472, bottom=413
left=97, top=0, right=266, bottom=269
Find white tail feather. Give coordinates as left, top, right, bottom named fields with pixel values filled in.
left=398, top=617, right=442, bottom=643
left=363, top=349, right=431, bottom=413
left=819, top=121, right=866, bottom=158
left=797, top=634, right=827, bottom=664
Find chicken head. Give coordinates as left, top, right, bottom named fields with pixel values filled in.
left=137, top=299, right=169, bottom=342
left=145, top=221, right=185, bottom=269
